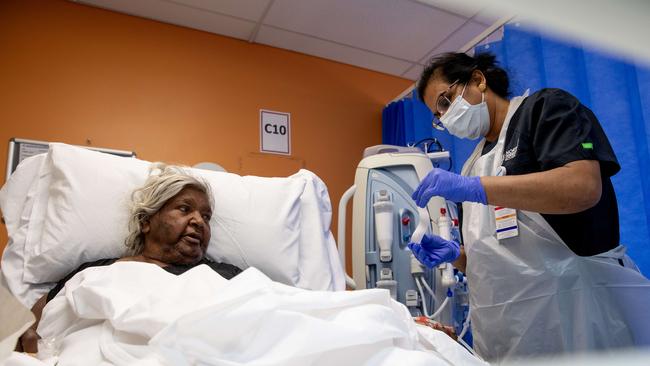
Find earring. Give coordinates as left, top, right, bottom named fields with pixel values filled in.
left=478, top=83, right=487, bottom=92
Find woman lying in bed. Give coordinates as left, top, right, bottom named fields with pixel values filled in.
left=17, top=164, right=242, bottom=352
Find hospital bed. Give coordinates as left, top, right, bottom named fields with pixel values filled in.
left=0, top=143, right=486, bottom=366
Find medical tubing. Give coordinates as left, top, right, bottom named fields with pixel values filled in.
left=418, top=276, right=437, bottom=314
left=337, top=184, right=357, bottom=289
left=429, top=139, right=444, bottom=153
left=429, top=295, right=450, bottom=320
left=413, top=137, right=451, bottom=169
left=458, top=337, right=483, bottom=360
left=413, top=137, right=443, bottom=153
left=456, top=308, right=481, bottom=359
left=458, top=308, right=471, bottom=339
left=420, top=277, right=437, bottom=308
left=414, top=276, right=430, bottom=318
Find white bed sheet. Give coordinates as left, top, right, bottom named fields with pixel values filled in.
left=36, top=262, right=486, bottom=366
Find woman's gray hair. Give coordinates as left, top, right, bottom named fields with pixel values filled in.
left=124, top=163, right=214, bottom=255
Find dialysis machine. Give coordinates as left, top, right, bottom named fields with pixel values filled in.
left=338, top=144, right=469, bottom=333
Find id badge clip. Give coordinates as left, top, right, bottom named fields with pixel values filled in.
left=492, top=165, right=518, bottom=239
left=495, top=207, right=519, bottom=239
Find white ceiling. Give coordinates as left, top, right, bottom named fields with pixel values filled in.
left=70, top=0, right=500, bottom=80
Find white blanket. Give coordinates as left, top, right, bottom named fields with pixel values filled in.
left=36, top=263, right=485, bottom=366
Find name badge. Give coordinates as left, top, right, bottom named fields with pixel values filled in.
left=494, top=207, right=519, bottom=240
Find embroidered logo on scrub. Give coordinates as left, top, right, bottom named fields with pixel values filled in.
left=504, top=138, right=519, bottom=162
left=504, top=145, right=518, bottom=161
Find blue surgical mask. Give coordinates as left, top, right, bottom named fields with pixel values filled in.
left=439, top=84, right=490, bottom=140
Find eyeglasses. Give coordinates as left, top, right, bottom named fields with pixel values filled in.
left=430, top=79, right=459, bottom=130
left=435, top=79, right=460, bottom=117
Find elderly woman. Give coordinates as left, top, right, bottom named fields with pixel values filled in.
left=18, top=164, right=241, bottom=352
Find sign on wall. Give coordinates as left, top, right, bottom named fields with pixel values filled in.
left=260, top=109, right=291, bottom=155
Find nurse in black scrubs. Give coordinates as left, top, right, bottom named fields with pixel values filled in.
left=407, top=52, right=650, bottom=362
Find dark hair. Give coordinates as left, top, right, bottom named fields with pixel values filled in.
left=416, top=52, right=510, bottom=102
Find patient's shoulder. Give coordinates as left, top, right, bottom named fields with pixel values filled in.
left=200, top=258, right=242, bottom=279
left=47, top=258, right=119, bottom=302
left=62, top=258, right=120, bottom=281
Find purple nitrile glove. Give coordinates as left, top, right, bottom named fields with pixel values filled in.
left=408, top=234, right=460, bottom=269
left=411, top=168, right=487, bottom=208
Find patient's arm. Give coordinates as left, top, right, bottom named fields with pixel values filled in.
left=16, top=294, right=47, bottom=353
left=413, top=316, right=457, bottom=340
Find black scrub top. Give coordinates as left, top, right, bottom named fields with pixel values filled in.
left=481, top=88, right=621, bottom=256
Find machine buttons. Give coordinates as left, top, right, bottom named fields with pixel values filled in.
left=405, top=289, right=419, bottom=307
left=379, top=268, right=393, bottom=280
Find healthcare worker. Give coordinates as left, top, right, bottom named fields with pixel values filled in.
left=408, top=52, right=650, bottom=362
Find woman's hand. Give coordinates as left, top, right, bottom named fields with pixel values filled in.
left=412, top=168, right=487, bottom=207
left=15, top=294, right=47, bottom=354
left=16, top=327, right=40, bottom=353
left=408, top=234, right=460, bottom=268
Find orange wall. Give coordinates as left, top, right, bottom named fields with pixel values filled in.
left=0, top=0, right=412, bottom=272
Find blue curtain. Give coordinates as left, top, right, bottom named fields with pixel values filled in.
left=382, top=24, right=650, bottom=274
left=382, top=99, right=406, bottom=146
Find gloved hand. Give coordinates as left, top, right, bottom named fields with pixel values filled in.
left=408, top=234, right=460, bottom=269
left=412, top=168, right=487, bottom=208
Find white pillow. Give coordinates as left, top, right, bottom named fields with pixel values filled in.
left=0, top=155, right=54, bottom=307
left=0, top=154, right=46, bottom=235
left=23, top=154, right=53, bottom=272
left=203, top=173, right=303, bottom=284
left=22, top=146, right=150, bottom=283
left=22, top=143, right=306, bottom=286
left=291, top=170, right=345, bottom=291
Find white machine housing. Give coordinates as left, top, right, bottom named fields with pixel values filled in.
left=342, top=144, right=467, bottom=327
left=351, top=145, right=448, bottom=288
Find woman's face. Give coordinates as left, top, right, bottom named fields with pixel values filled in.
left=423, top=71, right=484, bottom=119
left=423, top=76, right=463, bottom=119
left=142, top=187, right=212, bottom=265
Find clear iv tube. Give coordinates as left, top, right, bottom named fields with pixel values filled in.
left=414, top=277, right=429, bottom=317
left=457, top=309, right=482, bottom=360
left=421, top=277, right=437, bottom=309
left=458, top=337, right=482, bottom=360
left=421, top=277, right=437, bottom=308
left=458, top=308, right=471, bottom=339
left=429, top=296, right=450, bottom=320
left=416, top=276, right=451, bottom=320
